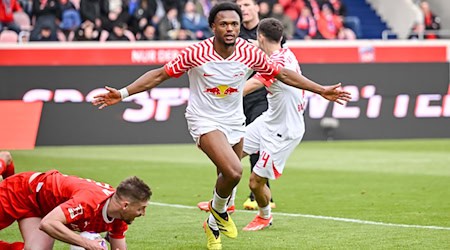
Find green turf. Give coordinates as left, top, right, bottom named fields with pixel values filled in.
left=1, top=139, right=449, bottom=249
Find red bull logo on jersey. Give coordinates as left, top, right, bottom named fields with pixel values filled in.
left=204, top=85, right=239, bottom=98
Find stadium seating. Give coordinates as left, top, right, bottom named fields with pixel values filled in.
left=13, top=12, right=32, bottom=31
left=342, top=0, right=389, bottom=39
left=0, top=30, right=19, bottom=43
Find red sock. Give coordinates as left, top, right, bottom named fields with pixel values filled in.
left=4, top=161, right=15, bottom=178
left=0, top=241, right=24, bottom=250
left=0, top=159, right=6, bottom=178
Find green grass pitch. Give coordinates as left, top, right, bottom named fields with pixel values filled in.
left=1, top=139, right=449, bottom=249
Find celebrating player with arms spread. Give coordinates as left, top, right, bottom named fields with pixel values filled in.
left=92, top=2, right=350, bottom=249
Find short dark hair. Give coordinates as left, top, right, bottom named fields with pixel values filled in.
left=208, top=2, right=243, bottom=28
left=257, top=18, right=283, bottom=43
left=116, top=176, right=152, bottom=202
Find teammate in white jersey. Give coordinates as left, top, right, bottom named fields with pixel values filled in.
left=241, top=18, right=342, bottom=231
left=92, top=3, right=350, bottom=250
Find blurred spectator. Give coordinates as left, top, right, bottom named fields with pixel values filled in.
left=294, top=6, right=317, bottom=39
left=278, top=0, right=305, bottom=21
left=258, top=1, right=271, bottom=19
left=18, top=0, right=33, bottom=17
left=0, top=0, right=23, bottom=33
left=59, top=0, right=81, bottom=38
left=420, top=0, right=440, bottom=39
left=127, top=0, right=149, bottom=34
left=173, top=28, right=194, bottom=40
left=137, top=23, right=155, bottom=40
left=73, top=19, right=100, bottom=40
left=80, top=0, right=102, bottom=29
left=100, top=0, right=130, bottom=32
left=158, top=7, right=180, bottom=40
left=271, top=3, right=294, bottom=39
left=181, top=0, right=211, bottom=40
left=18, top=29, right=30, bottom=42
left=106, top=21, right=131, bottom=40
left=337, top=25, right=356, bottom=40
left=316, top=2, right=342, bottom=39
left=197, top=0, right=212, bottom=17
left=31, top=0, right=61, bottom=41
left=147, top=0, right=165, bottom=28
left=329, top=0, right=346, bottom=17
left=307, top=0, right=321, bottom=19
left=30, top=23, right=59, bottom=40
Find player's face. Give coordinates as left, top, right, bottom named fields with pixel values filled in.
left=212, top=10, right=240, bottom=47
left=236, top=0, right=259, bottom=24
left=121, top=200, right=148, bottom=224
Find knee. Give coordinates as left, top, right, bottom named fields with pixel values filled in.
left=248, top=175, right=265, bottom=192
left=229, top=168, right=242, bottom=184
left=224, top=165, right=242, bottom=184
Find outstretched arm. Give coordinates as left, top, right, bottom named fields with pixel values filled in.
left=275, top=68, right=351, bottom=104
left=92, top=67, right=171, bottom=109
left=243, top=78, right=265, bottom=96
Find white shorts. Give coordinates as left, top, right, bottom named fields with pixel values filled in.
left=243, top=117, right=303, bottom=180
left=186, top=118, right=245, bottom=146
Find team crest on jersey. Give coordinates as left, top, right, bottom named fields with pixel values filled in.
left=204, top=85, right=239, bottom=98
left=68, top=204, right=84, bottom=219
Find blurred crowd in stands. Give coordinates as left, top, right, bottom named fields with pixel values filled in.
left=0, top=0, right=442, bottom=42
left=409, top=0, right=441, bottom=39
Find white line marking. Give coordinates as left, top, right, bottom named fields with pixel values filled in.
left=150, top=202, right=450, bottom=231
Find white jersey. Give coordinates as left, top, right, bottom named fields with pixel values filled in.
left=253, top=48, right=306, bottom=139
left=164, top=37, right=281, bottom=127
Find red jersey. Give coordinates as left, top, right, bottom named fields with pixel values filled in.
left=1, top=170, right=128, bottom=239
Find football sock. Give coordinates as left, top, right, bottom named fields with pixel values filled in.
left=208, top=214, right=219, bottom=231
left=4, top=161, right=15, bottom=178
left=212, top=189, right=228, bottom=213
left=227, top=187, right=237, bottom=207
left=259, top=204, right=271, bottom=219
left=0, top=241, right=24, bottom=250
left=0, top=159, right=6, bottom=177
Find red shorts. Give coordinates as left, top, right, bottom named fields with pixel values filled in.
left=0, top=172, right=41, bottom=230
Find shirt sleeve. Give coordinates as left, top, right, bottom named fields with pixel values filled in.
left=251, top=47, right=281, bottom=81
left=59, top=197, right=93, bottom=224
left=164, top=47, right=194, bottom=78
left=252, top=73, right=275, bottom=88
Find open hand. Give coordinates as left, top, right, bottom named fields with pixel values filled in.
left=321, top=83, right=352, bottom=105
left=92, top=86, right=121, bottom=109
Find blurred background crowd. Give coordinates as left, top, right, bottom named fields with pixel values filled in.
left=0, top=0, right=444, bottom=42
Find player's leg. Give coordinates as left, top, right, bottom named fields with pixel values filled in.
left=19, top=217, right=55, bottom=250
left=0, top=202, right=24, bottom=249
left=199, top=130, right=241, bottom=239
left=243, top=170, right=273, bottom=231
left=244, top=101, right=274, bottom=210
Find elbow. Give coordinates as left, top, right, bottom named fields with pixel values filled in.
left=39, top=218, right=51, bottom=233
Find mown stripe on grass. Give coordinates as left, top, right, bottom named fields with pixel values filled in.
left=150, top=202, right=450, bottom=231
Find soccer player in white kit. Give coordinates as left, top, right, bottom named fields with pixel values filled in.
left=241, top=18, right=343, bottom=231
left=92, top=3, right=351, bottom=249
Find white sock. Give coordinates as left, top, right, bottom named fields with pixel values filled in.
left=212, top=189, right=229, bottom=213
left=227, top=187, right=237, bottom=207
left=208, top=214, right=219, bottom=231
left=259, top=204, right=271, bottom=219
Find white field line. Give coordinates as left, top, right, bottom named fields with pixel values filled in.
left=150, top=202, right=450, bottom=231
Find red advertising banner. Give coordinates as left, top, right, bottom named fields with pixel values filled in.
left=0, top=41, right=447, bottom=66
left=0, top=101, right=43, bottom=149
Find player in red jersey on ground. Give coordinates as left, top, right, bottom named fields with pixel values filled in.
left=0, top=161, right=151, bottom=250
